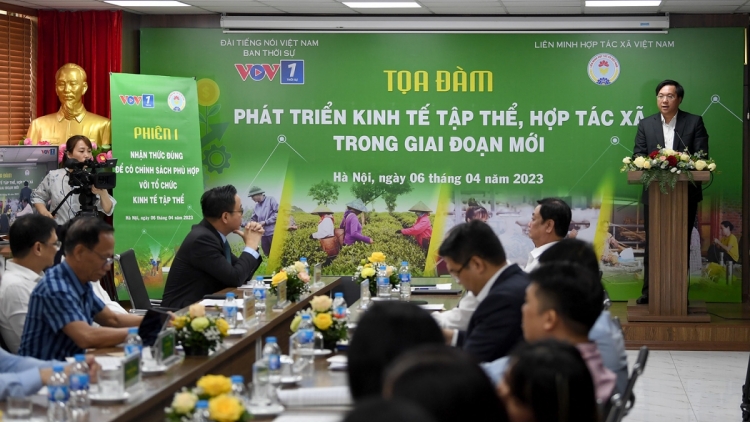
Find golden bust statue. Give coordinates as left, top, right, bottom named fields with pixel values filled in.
left=26, top=63, right=111, bottom=146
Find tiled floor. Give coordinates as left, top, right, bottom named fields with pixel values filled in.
left=625, top=350, right=749, bottom=422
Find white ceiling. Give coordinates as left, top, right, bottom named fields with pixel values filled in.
left=1, top=0, right=750, bottom=15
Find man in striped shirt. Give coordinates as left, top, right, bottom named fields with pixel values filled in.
left=18, top=217, right=143, bottom=360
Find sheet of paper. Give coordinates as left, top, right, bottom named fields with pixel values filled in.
left=273, top=412, right=343, bottom=422
left=419, top=304, right=445, bottom=311
left=276, top=386, right=352, bottom=407
left=94, top=356, right=122, bottom=369
left=435, top=283, right=453, bottom=290
left=199, top=299, right=244, bottom=308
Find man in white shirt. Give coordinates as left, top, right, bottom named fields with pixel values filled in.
left=0, top=215, right=58, bottom=352
left=524, top=198, right=572, bottom=273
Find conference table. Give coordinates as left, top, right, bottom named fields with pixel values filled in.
left=5, top=276, right=464, bottom=421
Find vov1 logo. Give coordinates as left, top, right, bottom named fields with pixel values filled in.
left=119, top=94, right=155, bottom=108
left=235, top=64, right=281, bottom=81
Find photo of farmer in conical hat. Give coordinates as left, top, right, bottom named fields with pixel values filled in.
left=249, top=185, right=278, bottom=257
left=310, top=205, right=338, bottom=264
left=397, top=201, right=433, bottom=250
left=340, top=199, right=372, bottom=245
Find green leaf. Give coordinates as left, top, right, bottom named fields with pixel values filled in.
left=199, top=113, right=207, bottom=124
left=208, top=103, right=222, bottom=117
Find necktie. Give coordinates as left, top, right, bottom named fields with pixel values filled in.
left=223, top=240, right=232, bottom=263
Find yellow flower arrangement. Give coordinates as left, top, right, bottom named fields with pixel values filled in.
left=166, top=375, right=252, bottom=422
left=313, top=313, right=334, bottom=331
left=355, top=251, right=399, bottom=297
left=173, top=304, right=228, bottom=355
left=368, top=251, right=387, bottom=263
left=215, top=318, right=229, bottom=336
left=190, top=317, right=210, bottom=331
left=290, top=295, right=347, bottom=346
left=270, top=261, right=310, bottom=302
left=271, top=270, right=288, bottom=286
left=196, top=375, right=232, bottom=397
left=170, top=391, right=198, bottom=414
left=209, top=394, right=245, bottom=422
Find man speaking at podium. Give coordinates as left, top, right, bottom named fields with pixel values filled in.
left=632, top=79, right=709, bottom=304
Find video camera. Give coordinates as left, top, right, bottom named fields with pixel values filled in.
left=64, top=157, right=118, bottom=190
left=55, top=157, right=118, bottom=218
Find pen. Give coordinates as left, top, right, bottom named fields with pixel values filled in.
left=413, top=287, right=435, bottom=290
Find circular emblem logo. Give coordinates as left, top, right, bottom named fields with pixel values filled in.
left=167, top=91, right=186, bottom=112
left=588, top=53, right=620, bottom=85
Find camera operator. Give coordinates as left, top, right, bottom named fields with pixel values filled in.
left=31, top=135, right=116, bottom=225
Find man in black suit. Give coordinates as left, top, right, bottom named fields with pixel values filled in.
left=438, top=220, right=529, bottom=362
left=161, top=185, right=263, bottom=309
left=633, top=79, right=709, bottom=304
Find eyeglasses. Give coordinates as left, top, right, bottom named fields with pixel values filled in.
left=657, top=94, right=677, bottom=101
left=228, top=207, right=244, bottom=215
left=89, top=248, right=114, bottom=266
left=448, top=257, right=473, bottom=279
left=45, top=240, right=61, bottom=249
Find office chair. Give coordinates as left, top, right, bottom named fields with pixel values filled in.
left=607, top=345, right=649, bottom=422
left=115, top=249, right=177, bottom=314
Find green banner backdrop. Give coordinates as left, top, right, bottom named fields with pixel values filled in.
left=110, top=73, right=204, bottom=298
left=139, top=28, right=743, bottom=302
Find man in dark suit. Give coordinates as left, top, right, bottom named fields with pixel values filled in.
left=438, top=220, right=529, bottom=362
left=161, top=185, right=263, bottom=309
left=633, top=79, right=709, bottom=304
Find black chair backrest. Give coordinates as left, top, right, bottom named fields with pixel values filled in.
left=117, top=249, right=152, bottom=311
left=614, top=345, right=649, bottom=422
left=331, top=276, right=360, bottom=306
left=604, top=393, right=623, bottom=422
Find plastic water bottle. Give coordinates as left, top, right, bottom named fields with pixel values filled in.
left=296, top=314, right=315, bottom=378
left=192, top=400, right=209, bottom=422
left=377, top=265, right=390, bottom=299
left=124, top=327, right=143, bottom=356
left=254, top=276, right=267, bottom=317
left=300, top=257, right=310, bottom=274
left=230, top=375, right=249, bottom=405
left=251, top=358, right=270, bottom=406
left=69, top=354, right=90, bottom=421
left=263, top=337, right=282, bottom=385
left=224, top=292, right=238, bottom=328
left=47, top=365, right=69, bottom=422
left=332, top=292, right=347, bottom=321
left=399, top=261, right=411, bottom=301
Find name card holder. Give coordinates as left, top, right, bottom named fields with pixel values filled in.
left=155, top=328, right=180, bottom=367
left=123, top=352, right=142, bottom=394
left=273, top=279, right=289, bottom=311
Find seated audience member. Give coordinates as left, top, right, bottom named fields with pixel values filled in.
left=0, top=348, right=98, bottom=399
left=537, top=239, right=628, bottom=395
left=18, top=218, right=144, bottom=360
left=499, top=339, right=599, bottom=422
left=58, top=217, right=127, bottom=315
left=524, top=198, right=572, bottom=273
left=431, top=292, right=478, bottom=331
left=343, top=398, right=437, bottom=422
left=348, top=301, right=443, bottom=400
left=438, top=220, right=529, bottom=362
left=383, top=345, right=508, bottom=422
left=0, top=215, right=58, bottom=353
left=161, top=185, right=263, bottom=309
left=491, top=262, right=615, bottom=403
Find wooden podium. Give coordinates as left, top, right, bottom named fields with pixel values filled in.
left=626, top=171, right=711, bottom=323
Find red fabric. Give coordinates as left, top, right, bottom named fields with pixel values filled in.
left=36, top=11, right=122, bottom=119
